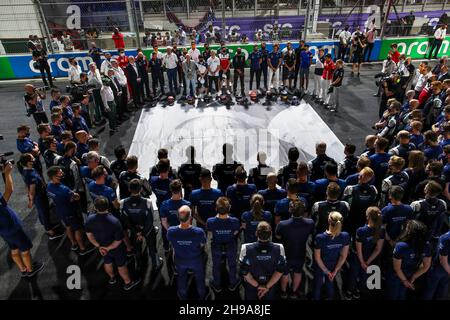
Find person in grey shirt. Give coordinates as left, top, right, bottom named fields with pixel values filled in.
left=183, top=54, right=197, bottom=97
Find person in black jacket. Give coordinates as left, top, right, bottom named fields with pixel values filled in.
left=125, top=56, right=144, bottom=108
left=213, top=143, right=242, bottom=194
left=149, top=51, right=165, bottom=96
left=308, top=142, right=335, bottom=181
left=178, top=146, right=202, bottom=200
left=232, top=48, right=246, bottom=96
left=277, top=147, right=300, bottom=188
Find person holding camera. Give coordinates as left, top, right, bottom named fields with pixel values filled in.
left=88, top=63, right=105, bottom=126
left=24, top=84, right=48, bottom=125
left=100, top=75, right=118, bottom=135
left=32, top=42, right=54, bottom=89
left=68, top=57, right=81, bottom=84
left=326, top=59, right=344, bottom=112
left=0, top=162, right=45, bottom=278
left=379, top=73, right=402, bottom=118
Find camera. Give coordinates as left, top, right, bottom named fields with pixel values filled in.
left=66, top=83, right=95, bottom=102
left=0, top=152, right=15, bottom=171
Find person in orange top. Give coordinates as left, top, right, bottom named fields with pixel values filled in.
left=112, top=28, right=125, bottom=50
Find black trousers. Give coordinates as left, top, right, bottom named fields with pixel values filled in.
left=293, top=63, right=300, bottom=87
left=39, top=61, right=53, bottom=87
left=249, top=68, right=261, bottom=90
left=261, top=66, right=268, bottom=90
left=151, top=71, right=165, bottom=94
left=130, top=80, right=143, bottom=107
left=209, top=75, right=219, bottom=93
left=141, top=75, right=151, bottom=98
left=32, top=112, right=48, bottom=126
left=233, top=69, right=245, bottom=94
left=428, top=39, right=443, bottom=59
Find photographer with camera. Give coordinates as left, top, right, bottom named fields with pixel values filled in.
left=68, top=57, right=82, bottom=84
left=24, top=84, right=48, bottom=125
left=373, top=56, right=396, bottom=97
left=0, top=161, right=45, bottom=278
left=379, top=72, right=402, bottom=118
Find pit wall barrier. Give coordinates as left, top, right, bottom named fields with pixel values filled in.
left=0, top=36, right=448, bottom=80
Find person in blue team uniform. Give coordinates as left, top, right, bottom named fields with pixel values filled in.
left=313, top=212, right=350, bottom=300
left=275, top=199, right=314, bottom=299
left=74, top=130, right=90, bottom=160
left=150, top=158, right=173, bottom=209
left=258, top=172, right=286, bottom=216
left=410, top=181, right=447, bottom=243
left=226, top=166, right=257, bottom=220
left=177, top=146, right=202, bottom=200
left=259, top=42, right=269, bottom=90
left=20, top=153, right=62, bottom=239
left=389, top=130, right=416, bottom=165
left=80, top=151, right=115, bottom=188
left=239, top=221, right=287, bottom=300
left=149, top=148, right=177, bottom=179
left=345, top=156, right=373, bottom=186
left=343, top=167, right=378, bottom=236
left=295, top=162, right=316, bottom=211
left=50, top=112, right=66, bottom=141
left=0, top=162, right=44, bottom=277
left=167, top=205, right=208, bottom=300
left=242, top=194, right=272, bottom=243
left=387, top=220, right=432, bottom=300
left=369, top=137, right=391, bottom=189
left=314, top=161, right=346, bottom=201
left=120, top=179, right=163, bottom=273
left=16, top=124, right=43, bottom=177
left=206, top=197, right=241, bottom=292
left=37, top=123, right=51, bottom=155
left=274, top=178, right=305, bottom=224
left=248, top=151, right=273, bottom=191
left=277, top=147, right=299, bottom=188
left=160, top=179, right=191, bottom=251
left=308, top=142, right=335, bottom=182
left=424, top=230, right=450, bottom=300
left=213, top=143, right=242, bottom=194
left=345, top=207, right=385, bottom=300
left=423, top=130, right=443, bottom=162
left=190, top=168, right=223, bottom=230
left=338, top=143, right=359, bottom=180
left=86, top=197, right=141, bottom=291
left=46, top=166, right=93, bottom=255
left=71, top=104, right=90, bottom=134
left=118, top=155, right=151, bottom=200
left=88, top=165, right=120, bottom=213
left=312, top=182, right=350, bottom=235
left=249, top=44, right=262, bottom=90
left=380, top=156, right=409, bottom=207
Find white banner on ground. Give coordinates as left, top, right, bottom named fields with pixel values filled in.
left=128, top=100, right=344, bottom=179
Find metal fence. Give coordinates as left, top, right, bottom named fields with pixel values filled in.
left=0, top=0, right=448, bottom=55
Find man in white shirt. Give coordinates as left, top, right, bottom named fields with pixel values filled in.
left=163, top=47, right=179, bottom=95
left=207, top=50, right=220, bottom=94
left=109, top=58, right=129, bottom=117
left=428, top=24, right=447, bottom=59
left=100, top=52, right=112, bottom=75
left=187, top=41, right=201, bottom=63
left=68, top=57, right=81, bottom=84
left=100, top=76, right=117, bottom=135
left=87, top=62, right=104, bottom=124
left=338, top=26, right=351, bottom=61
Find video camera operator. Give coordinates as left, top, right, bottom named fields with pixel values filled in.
left=68, top=72, right=94, bottom=103
left=24, top=84, right=48, bottom=125
left=374, top=55, right=396, bottom=97
left=379, top=72, right=402, bottom=118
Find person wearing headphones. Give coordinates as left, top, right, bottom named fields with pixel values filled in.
left=167, top=205, right=207, bottom=300
left=239, top=221, right=287, bottom=300
left=206, top=197, right=241, bottom=292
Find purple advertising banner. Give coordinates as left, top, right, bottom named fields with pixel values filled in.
left=212, top=9, right=447, bottom=39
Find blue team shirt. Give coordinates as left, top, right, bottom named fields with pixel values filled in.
left=72, top=116, right=89, bottom=134
left=369, top=153, right=391, bottom=182
left=314, top=231, right=350, bottom=270
left=356, top=225, right=385, bottom=260
left=0, top=192, right=23, bottom=237
left=46, top=182, right=77, bottom=219
left=150, top=176, right=172, bottom=207
left=276, top=217, right=314, bottom=262
left=51, top=124, right=65, bottom=140
left=241, top=210, right=272, bottom=243
left=206, top=216, right=240, bottom=247
left=424, top=145, right=443, bottom=161
left=76, top=143, right=89, bottom=160
left=274, top=196, right=307, bottom=221
left=393, top=241, right=431, bottom=276
left=300, top=50, right=313, bottom=68
left=88, top=181, right=117, bottom=204
left=167, top=226, right=206, bottom=264
left=269, top=51, right=282, bottom=67
left=437, top=232, right=450, bottom=272
left=159, top=199, right=191, bottom=227
left=189, top=188, right=223, bottom=221
left=258, top=188, right=287, bottom=214
left=22, top=169, right=45, bottom=196
left=381, top=204, right=414, bottom=241
left=314, top=178, right=346, bottom=200
left=85, top=213, right=124, bottom=246
left=16, top=138, right=35, bottom=154
left=409, top=133, right=424, bottom=149
left=249, top=51, right=262, bottom=70
left=226, top=184, right=257, bottom=217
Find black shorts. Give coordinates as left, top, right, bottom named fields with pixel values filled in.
left=282, top=67, right=295, bottom=80
left=3, top=228, right=33, bottom=252
left=62, top=213, right=83, bottom=231
left=284, top=259, right=305, bottom=274
left=103, top=243, right=127, bottom=267
left=353, top=52, right=363, bottom=64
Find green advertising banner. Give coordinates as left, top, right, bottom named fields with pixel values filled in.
left=0, top=56, right=15, bottom=80
left=379, top=36, right=450, bottom=60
